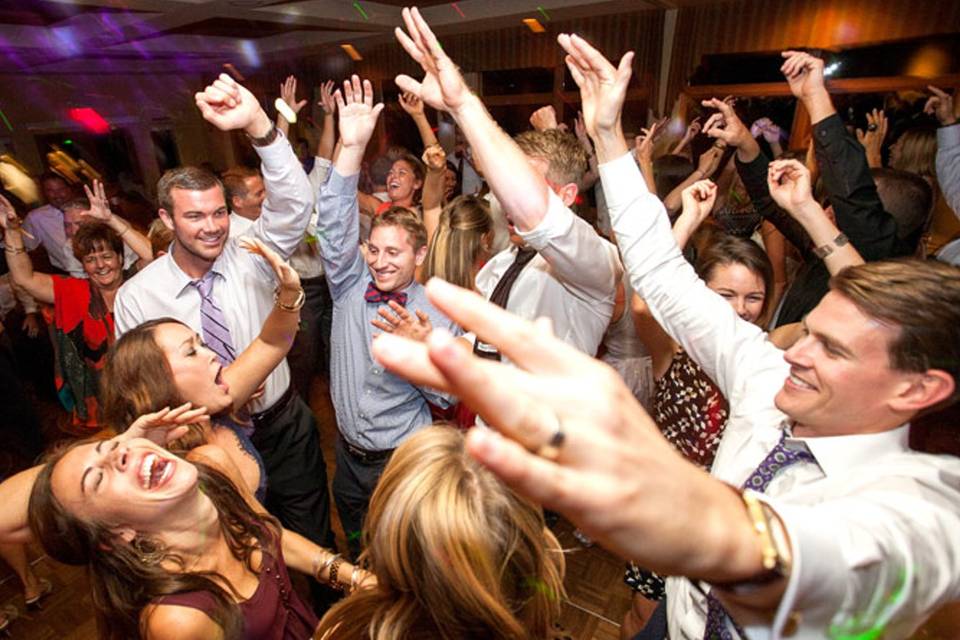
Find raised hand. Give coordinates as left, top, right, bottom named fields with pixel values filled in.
left=239, top=236, right=301, bottom=292
left=319, top=80, right=337, bottom=116
left=679, top=180, right=718, bottom=225
left=696, top=146, right=723, bottom=178
left=123, top=402, right=209, bottom=446
left=530, top=105, right=560, bottom=132
left=767, top=158, right=815, bottom=214
left=701, top=97, right=751, bottom=149
left=924, top=86, right=958, bottom=126
left=422, top=143, right=446, bottom=172
left=574, top=111, right=592, bottom=150
left=855, top=108, right=888, bottom=168
left=634, top=119, right=664, bottom=163
left=780, top=50, right=826, bottom=101
left=557, top=33, right=634, bottom=145
left=0, top=193, right=18, bottom=230
left=334, top=75, right=385, bottom=150
left=751, top=117, right=782, bottom=144
left=280, top=75, right=308, bottom=115
left=195, top=73, right=271, bottom=137
left=683, top=116, right=702, bottom=141
left=82, top=180, right=112, bottom=222
left=394, top=7, right=472, bottom=115
left=398, top=91, right=425, bottom=117
left=371, top=301, right=433, bottom=342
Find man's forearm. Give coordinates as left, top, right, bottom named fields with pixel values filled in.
left=803, top=89, right=836, bottom=126
left=450, top=95, right=549, bottom=231
left=318, top=114, right=335, bottom=160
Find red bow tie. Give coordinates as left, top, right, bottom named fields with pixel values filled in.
left=364, top=282, right=408, bottom=307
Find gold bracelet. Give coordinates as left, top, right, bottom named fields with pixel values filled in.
left=350, top=565, right=361, bottom=593
left=274, top=286, right=305, bottom=312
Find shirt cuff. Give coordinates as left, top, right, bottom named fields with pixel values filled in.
left=598, top=151, right=649, bottom=210
left=760, top=497, right=848, bottom=636
left=516, top=189, right=574, bottom=251
left=937, top=122, right=960, bottom=149
left=813, top=113, right=846, bottom=150
left=328, top=166, right=360, bottom=194
left=251, top=128, right=293, bottom=168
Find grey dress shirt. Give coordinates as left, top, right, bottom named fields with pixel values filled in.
left=316, top=167, right=457, bottom=451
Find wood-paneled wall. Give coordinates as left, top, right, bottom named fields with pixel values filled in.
left=666, top=0, right=960, bottom=106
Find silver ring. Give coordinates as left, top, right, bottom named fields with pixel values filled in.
left=535, top=426, right=565, bottom=461
left=867, top=123, right=878, bottom=132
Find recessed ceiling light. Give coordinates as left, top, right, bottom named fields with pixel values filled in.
left=523, top=18, right=546, bottom=33
left=341, top=44, right=363, bottom=61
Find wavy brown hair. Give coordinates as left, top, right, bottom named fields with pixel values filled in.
left=100, top=318, right=207, bottom=450
left=422, top=195, right=492, bottom=290
left=316, top=426, right=565, bottom=640
left=28, top=441, right=278, bottom=640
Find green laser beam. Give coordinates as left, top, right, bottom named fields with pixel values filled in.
left=0, top=108, right=12, bottom=132
left=353, top=1, right=369, bottom=20
left=537, top=6, right=551, bottom=21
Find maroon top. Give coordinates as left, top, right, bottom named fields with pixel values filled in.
left=154, top=545, right=318, bottom=639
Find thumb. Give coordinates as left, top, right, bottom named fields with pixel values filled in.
left=395, top=75, right=423, bottom=97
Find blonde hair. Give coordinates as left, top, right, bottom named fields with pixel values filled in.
left=891, top=126, right=937, bottom=179
left=147, top=218, right=173, bottom=257
left=316, top=426, right=565, bottom=639
left=422, top=196, right=492, bottom=289
left=514, top=129, right=589, bottom=188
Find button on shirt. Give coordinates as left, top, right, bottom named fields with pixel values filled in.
left=22, top=204, right=139, bottom=277
left=600, top=151, right=960, bottom=639
left=474, top=189, right=622, bottom=358
left=316, top=167, right=457, bottom=451
left=113, top=131, right=313, bottom=413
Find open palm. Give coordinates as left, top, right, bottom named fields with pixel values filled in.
left=394, top=8, right=471, bottom=114
left=335, top=75, right=384, bottom=149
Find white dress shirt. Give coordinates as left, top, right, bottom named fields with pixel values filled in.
left=113, top=131, right=313, bottom=413
left=474, top=189, right=622, bottom=357
left=600, top=151, right=960, bottom=639
left=22, top=204, right=138, bottom=278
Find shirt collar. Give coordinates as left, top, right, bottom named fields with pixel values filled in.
left=166, top=246, right=227, bottom=297
left=785, top=423, right=911, bottom=477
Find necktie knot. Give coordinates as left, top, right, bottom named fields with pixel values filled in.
left=365, top=282, right=408, bottom=307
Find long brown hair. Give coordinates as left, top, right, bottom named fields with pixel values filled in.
left=316, top=426, right=564, bottom=639
left=694, top=233, right=775, bottom=321
left=28, top=441, right=278, bottom=639
left=422, top=195, right=492, bottom=289
left=100, top=318, right=206, bottom=450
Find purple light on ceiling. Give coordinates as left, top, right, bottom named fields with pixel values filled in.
left=51, top=26, right=83, bottom=56
left=239, top=40, right=261, bottom=68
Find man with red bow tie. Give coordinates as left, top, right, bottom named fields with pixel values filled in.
left=314, top=74, right=458, bottom=558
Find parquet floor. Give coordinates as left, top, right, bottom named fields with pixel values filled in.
left=0, top=377, right=632, bottom=639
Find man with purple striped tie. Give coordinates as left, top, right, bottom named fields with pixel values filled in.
left=113, top=73, right=335, bottom=603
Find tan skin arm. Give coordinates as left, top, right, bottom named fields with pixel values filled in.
left=186, top=444, right=370, bottom=593
left=317, top=80, right=337, bottom=161
left=83, top=180, right=153, bottom=267
left=219, top=238, right=303, bottom=412
left=0, top=194, right=54, bottom=303
left=421, top=143, right=446, bottom=245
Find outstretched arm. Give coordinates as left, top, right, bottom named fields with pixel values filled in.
left=276, top=75, right=308, bottom=139
left=196, top=73, right=312, bottom=260
left=317, top=80, right=338, bottom=161
left=927, top=86, right=960, bottom=219
left=394, top=8, right=549, bottom=232
left=221, top=238, right=304, bottom=411
left=767, top=159, right=863, bottom=274
left=0, top=195, right=53, bottom=304
left=399, top=91, right=439, bottom=149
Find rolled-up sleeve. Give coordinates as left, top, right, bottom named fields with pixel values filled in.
left=251, top=131, right=313, bottom=259
left=517, top=189, right=621, bottom=304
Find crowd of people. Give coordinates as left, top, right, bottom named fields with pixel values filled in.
left=0, top=5, right=958, bottom=639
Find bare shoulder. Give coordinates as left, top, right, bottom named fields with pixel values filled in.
left=141, top=603, right=224, bottom=640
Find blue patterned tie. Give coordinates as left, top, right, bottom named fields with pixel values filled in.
left=192, top=270, right=236, bottom=365
left=702, top=431, right=816, bottom=639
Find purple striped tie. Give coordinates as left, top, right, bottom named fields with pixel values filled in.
left=192, top=270, right=236, bottom=365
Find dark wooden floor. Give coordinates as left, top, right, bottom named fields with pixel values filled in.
left=0, top=377, right=632, bottom=639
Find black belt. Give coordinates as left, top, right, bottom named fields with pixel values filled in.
left=340, top=437, right=394, bottom=464
left=251, top=385, right=294, bottom=428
